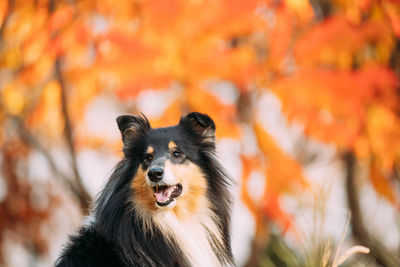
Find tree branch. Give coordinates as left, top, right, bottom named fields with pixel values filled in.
left=54, top=57, right=92, bottom=213
left=47, top=0, right=91, bottom=213
left=8, top=114, right=90, bottom=213
left=344, top=151, right=400, bottom=267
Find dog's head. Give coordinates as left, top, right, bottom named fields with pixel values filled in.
left=116, top=112, right=216, bottom=213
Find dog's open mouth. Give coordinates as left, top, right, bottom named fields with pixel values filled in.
left=152, top=184, right=183, bottom=206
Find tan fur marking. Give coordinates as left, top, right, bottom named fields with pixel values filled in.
left=165, top=161, right=208, bottom=220
left=168, top=141, right=177, bottom=150
left=130, top=166, right=157, bottom=212
left=146, top=146, right=154, bottom=154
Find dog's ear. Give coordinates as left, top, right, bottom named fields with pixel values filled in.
left=116, top=114, right=150, bottom=144
left=179, top=112, right=216, bottom=143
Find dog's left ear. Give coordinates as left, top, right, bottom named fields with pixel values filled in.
left=116, top=114, right=150, bottom=144
left=179, top=112, right=216, bottom=143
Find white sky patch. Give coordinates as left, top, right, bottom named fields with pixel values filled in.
left=216, top=138, right=256, bottom=266
left=89, top=14, right=109, bottom=36
left=77, top=149, right=120, bottom=198
left=203, top=80, right=239, bottom=105
left=136, top=89, right=174, bottom=118
left=2, top=235, right=31, bottom=267
left=81, top=43, right=96, bottom=68
left=256, top=91, right=303, bottom=155
left=241, top=124, right=259, bottom=155
left=28, top=151, right=53, bottom=182
left=360, top=182, right=400, bottom=250
left=27, top=148, right=73, bottom=184
left=84, top=95, right=123, bottom=143
left=280, top=147, right=348, bottom=250
left=231, top=200, right=255, bottom=267
left=216, top=139, right=242, bottom=183
left=247, top=171, right=266, bottom=203
left=30, top=185, right=50, bottom=212
left=43, top=181, right=83, bottom=267
left=50, top=148, right=75, bottom=180
left=255, top=4, right=276, bottom=27
left=216, top=139, right=258, bottom=266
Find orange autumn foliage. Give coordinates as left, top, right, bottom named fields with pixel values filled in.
left=1, top=2, right=400, bottom=260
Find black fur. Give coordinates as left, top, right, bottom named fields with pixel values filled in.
left=56, top=112, right=233, bottom=267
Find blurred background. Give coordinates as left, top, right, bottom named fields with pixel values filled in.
left=1, top=0, right=400, bottom=266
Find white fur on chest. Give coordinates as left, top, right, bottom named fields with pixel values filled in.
left=154, top=211, right=224, bottom=267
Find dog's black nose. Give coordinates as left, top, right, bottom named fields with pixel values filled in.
left=148, top=166, right=164, bottom=182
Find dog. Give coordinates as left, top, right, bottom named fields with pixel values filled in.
left=56, top=112, right=234, bottom=266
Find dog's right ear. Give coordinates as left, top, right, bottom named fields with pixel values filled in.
left=116, top=114, right=150, bottom=144
left=179, top=112, right=216, bottom=143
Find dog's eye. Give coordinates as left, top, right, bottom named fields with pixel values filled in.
left=144, top=154, right=153, bottom=162
left=172, top=150, right=183, bottom=158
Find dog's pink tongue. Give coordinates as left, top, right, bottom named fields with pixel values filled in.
left=154, top=186, right=174, bottom=203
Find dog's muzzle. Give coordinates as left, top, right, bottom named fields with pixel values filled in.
left=147, top=166, right=183, bottom=206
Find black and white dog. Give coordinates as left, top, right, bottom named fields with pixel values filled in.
left=56, top=112, right=234, bottom=266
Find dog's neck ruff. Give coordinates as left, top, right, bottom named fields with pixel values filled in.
left=135, top=199, right=230, bottom=267
left=155, top=211, right=221, bottom=266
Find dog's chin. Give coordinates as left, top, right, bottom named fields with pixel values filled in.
left=152, top=183, right=183, bottom=208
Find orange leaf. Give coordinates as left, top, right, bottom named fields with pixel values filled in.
left=370, top=164, right=397, bottom=205
left=142, top=0, right=181, bottom=32
left=253, top=122, right=308, bottom=192
left=241, top=155, right=264, bottom=229
left=2, top=82, right=26, bottom=115
left=265, top=7, right=293, bottom=72
left=366, top=105, right=400, bottom=172
left=284, top=0, right=314, bottom=22
left=271, top=65, right=399, bottom=149
left=48, top=5, right=74, bottom=32
left=252, top=122, right=308, bottom=231
left=384, top=1, right=400, bottom=37
left=295, top=14, right=390, bottom=68
left=262, top=190, right=293, bottom=233
left=241, top=153, right=295, bottom=231
left=28, top=81, right=64, bottom=139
